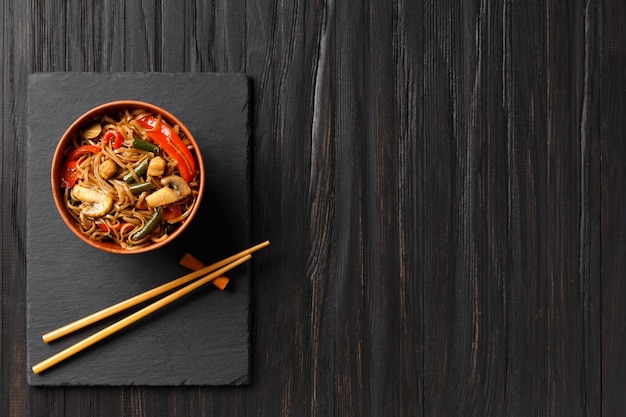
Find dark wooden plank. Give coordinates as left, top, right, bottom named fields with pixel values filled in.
left=394, top=1, right=425, bottom=416
left=600, top=0, right=626, bottom=415
left=244, top=0, right=324, bottom=415
left=244, top=1, right=426, bottom=415
left=420, top=1, right=602, bottom=416
left=1, top=1, right=34, bottom=416
left=123, top=1, right=159, bottom=71
left=327, top=0, right=423, bottom=415
left=214, top=0, right=247, bottom=71
left=500, top=1, right=552, bottom=413
left=159, top=1, right=188, bottom=71
left=421, top=1, right=509, bottom=415
left=544, top=2, right=601, bottom=416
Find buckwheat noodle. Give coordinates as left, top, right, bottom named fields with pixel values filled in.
left=62, top=109, right=199, bottom=250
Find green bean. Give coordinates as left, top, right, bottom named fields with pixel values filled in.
left=132, top=137, right=160, bottom=154
left=131, top=208, right=163, bottom=241
left=129, top=182, right=154, bottom=195
left=123, top=158, right=150, bottom=184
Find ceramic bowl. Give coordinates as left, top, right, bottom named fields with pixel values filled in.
left=51, top=100, right=205, bottom=254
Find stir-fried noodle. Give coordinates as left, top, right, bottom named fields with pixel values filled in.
left=61, top=109, right=199, bottom=250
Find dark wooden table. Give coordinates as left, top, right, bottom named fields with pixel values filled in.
left=2, top=1, right=624, bottom=416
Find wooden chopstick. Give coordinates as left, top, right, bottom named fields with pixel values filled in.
left=42, top=240, right=270, bottom=343
left=32, top=254, right=252, bottom=374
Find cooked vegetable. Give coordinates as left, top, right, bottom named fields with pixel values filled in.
left=97, top=222, right=132, bottom=233
left=71, top=185, right=113, bottom=217
left=136, top=116, right=196, bottom=182
left=162, top=204, right=183, bottom=223
left=131, top=208, right=163, bottom=241
left=61, top=160, right=81, bottom=188
left=123, top=158, right=150, bottom=184
left=82, top=123, right=102, bottom=139
left=104, top=130, right=124, bottom=149
left=132, top=137, right=160, bottom=154
left=129, top=182, right=154, bottom=195
left=162, top=175, right=191, bottom=197
left=67, top=145, right=100, bottom=162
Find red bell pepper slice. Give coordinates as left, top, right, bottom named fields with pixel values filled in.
left=136, top=116, right=196, bottom=182
left=61, top=145, right=101, bottom=188
left=162, top=203, right=183, bottom=223
left=97, top=222, right=133, bottom=233
left=67, top=144, right=101, bottom=162
left=104, top=130, right=123, bottom=149
left=61, top=160, right=80, bottom=188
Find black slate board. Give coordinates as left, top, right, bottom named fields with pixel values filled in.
left=26, top=72, right=251, bottom=386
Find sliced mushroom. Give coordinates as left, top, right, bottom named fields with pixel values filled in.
left=161, top=175, right=191, bottom=197
left=71, top=185, right=113, bottom=217
left=82, top=122, right=102, bottom=139
left=144, top=175, right=191, bottom=207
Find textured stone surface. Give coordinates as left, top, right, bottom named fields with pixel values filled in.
left=26, top=72, right=251, bottom=386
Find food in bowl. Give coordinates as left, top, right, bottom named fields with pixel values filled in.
left=56, top=106, right=201, bottom=251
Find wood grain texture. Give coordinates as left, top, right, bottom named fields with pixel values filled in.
left=600, top=0, right=626, bottom=415
left=0, top=0, right=619, bottom=416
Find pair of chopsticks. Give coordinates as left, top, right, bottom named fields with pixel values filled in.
left=32, top=240, right=270, bottom=374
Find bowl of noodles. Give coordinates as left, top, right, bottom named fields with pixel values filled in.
left=51, top=100, right=205, bottom=254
